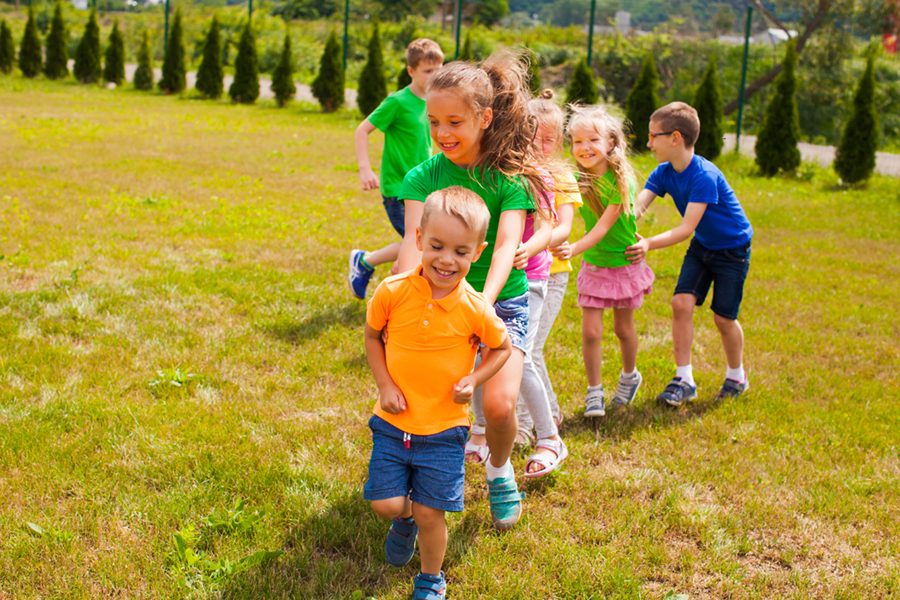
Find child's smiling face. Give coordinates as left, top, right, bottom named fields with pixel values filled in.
left=570, top=123, right=614, bottom=173
left=415, top=212, right=486, bottom=298
left=427, top=89, right=492, bottom=168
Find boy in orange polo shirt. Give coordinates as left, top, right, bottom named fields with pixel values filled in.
left=364, top=186, right=512, bottom=599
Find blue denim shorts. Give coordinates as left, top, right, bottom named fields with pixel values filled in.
left=494, top=292, right=529, bottom=353
left=363, top=415, right=468, bottom=512
left=382, top=195, right=405, bottom=237
left=675, top=238, right=751, bottom=320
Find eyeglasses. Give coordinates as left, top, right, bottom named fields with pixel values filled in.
left=648, top=130, right=676, bottom=139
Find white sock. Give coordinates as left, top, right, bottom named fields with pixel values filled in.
left=486, top=458, right=513, bottom=481
left=587, top=383, right=603, bottom=392
left=675, top=364, right=694, bottom=386
left=726, top=365, right=745, bottom=383
left=621, top=369, right=637, bottom=378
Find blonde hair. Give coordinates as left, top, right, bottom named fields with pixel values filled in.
left=406, top=38, right=444, bottom=69
left=421, top=186, right=490, bottom=245
left=527, top=89, right=565, bottom=153
left=566, top=105, right=636, bottom=216
left=650, top=101, right=700, bottom=148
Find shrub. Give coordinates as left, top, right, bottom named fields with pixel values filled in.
left=44, top=1, right=68, bottom=80
left=0, top=20, right=14, bottom=75
left=270, top=32, right=295, bottom=107
left=527, top=48, right=541, bottom=95
left=133, top=30, right=154, bottom=90
left=834, top=54, right=878, bottom=184
left=457, top=31, right=473, bottom=61
left=396, top=65, right=411, bottom=90
left=625, top=53, right=660, bottom=152
left=229, top=21, right=259, bottom=104
left=103, top=20, right=125, bottom=86
left=196, top=16, right=224, bottom=99
left=357, top=22, right=387, bottom=116
left=311, top=30, right=344, bottom=112
left=566, top=58, right=598, bottom=105
left=73, top=9, right=101, bottom=84
left=693, top=57, right=724, bottom=161
left=19, top=7, right=42, bottom=78
left=755, top=41, right=801, bottom=176
left=159, top=10, right=186, bottom=94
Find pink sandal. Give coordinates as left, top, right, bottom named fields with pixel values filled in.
left=524, top=438, right=568, bottom=479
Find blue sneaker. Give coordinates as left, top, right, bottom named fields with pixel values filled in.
left=716, top=377, right=749, bottom=400
left=656, top=377, right=698, bottom=407
left=487, top=476, right=524, bottom=530
left=348, top=249, right=374, bottom=300
left=612, top=370, right=642, bottom=406
left=411, top=571, right=446, bottom=600
left=385, top=516, right=417, bottom=567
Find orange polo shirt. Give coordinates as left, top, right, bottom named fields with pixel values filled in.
left=366, top=266, right=508, bottom=436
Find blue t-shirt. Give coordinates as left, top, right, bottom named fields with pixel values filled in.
left=645, top=155, right=753, bottom=250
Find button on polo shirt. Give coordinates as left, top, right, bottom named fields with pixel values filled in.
left=367, top=266, right=508, bottom=436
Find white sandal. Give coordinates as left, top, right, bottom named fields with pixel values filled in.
left=464, top=424, right=490, bottom=465
left=524, top=438, right=568, bottom=479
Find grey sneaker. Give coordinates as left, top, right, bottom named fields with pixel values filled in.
left=584, top=386, right=605, bottom=417
left=656, top=377, right=698, bottom=407
left=716, top=377, right=749, bottom=400
left=612, top=370, right=642, bottom=406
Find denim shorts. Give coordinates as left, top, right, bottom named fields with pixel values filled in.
left=675, top=238, right=751, bottom=320
left=382, top=195, right=405, bottom=237
left=494, top=292, right=529, bottom=353
left=363, top=415, right=468, bottom=512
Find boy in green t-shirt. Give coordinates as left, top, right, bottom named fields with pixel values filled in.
left=348, top=38, right=444, bottom=300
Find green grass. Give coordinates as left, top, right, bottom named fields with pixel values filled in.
left=1, top=75, right=898, bottom=599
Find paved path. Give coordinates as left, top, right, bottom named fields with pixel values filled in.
left=724, top=134, right=900, bottom=177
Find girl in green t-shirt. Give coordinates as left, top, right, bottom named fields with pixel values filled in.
left=553, top=106, right=655, bottom=420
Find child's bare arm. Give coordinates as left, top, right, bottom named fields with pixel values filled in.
left=355, top=120, right=380, bottom=191
left=625, top=202, right=707, bottom=262
left=395, top=200, right=425, bottom=273
left=634, top=189, right=658, bottom=220
left=453, top=335, right=512, bottom=403
left=554, top=204, right=622, bottom=260
left=513, top=213, right=553, bottom=270
left=483, top=209, right=526, bottom=306
left=364, top=324, right=407, bottom=413
left=548, top=203, right=575, bottom=248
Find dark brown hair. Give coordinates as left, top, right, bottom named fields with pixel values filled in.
left=650, top=101, right=700, bottom=148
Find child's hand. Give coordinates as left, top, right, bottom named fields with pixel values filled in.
left=551, top=241, right=572, bottom=260
left=453, top=375, right=477, bottom=404
left=359, top=167, right=379, bottom=191
left=379, top=384, right=407, bottom=414
left=468, top=333, right=482, bottom=349
left=513, top=243, right=528, bottom=270
left=625, top=234, right=650, bottom=263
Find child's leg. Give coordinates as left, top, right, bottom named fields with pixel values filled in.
left=671, top=293, right=696, bottom=368
left=371, top=496, right=412, bottom=520
left=364, top=242, right=401, bottom=268
left=411, top=502, right=447, bottom=576
left=582, top=307, right=604, bottom=386
left=612, top=308, right=637, bottom=373
left=517, top=279, right=550, bottom=439
left=532, top=272, right=568, bottom=420
left=483, top=346, right=524, bottom=470
left=715, top=314, right=744, bottom=369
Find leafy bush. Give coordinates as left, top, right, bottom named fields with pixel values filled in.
left=103, top=20, right=125, bottom=86
left=834, top=54, right=878, bottom=184
left=755, top=41, right=801, bottom=176
left=196, top=16, right=224, bottom=99
left=312, top=30, right=344, bottom=112
left=19, top=8, right=42, bottom=78
left=357, top=22, right=387, bottom=116
left=44, top=1, right=68, bottom=80
left=0, top=20, right=14, bottom=75
left=566, top=58, right=598, bottom=105
left=229, top=21, right=259, bottom=104
left=73, top=9, right=101, bottom=84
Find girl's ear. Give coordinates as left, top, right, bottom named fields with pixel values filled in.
left=480, top=107, right=494, bottom=130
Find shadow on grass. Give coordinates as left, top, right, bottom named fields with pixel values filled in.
left=263, top=303, right=366, bottom=345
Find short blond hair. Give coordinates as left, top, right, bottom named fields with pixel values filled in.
left=650, top=101, right=700, bottom=148
left=421, top=186, right=489, bottom=244
left=406, top=38, right=444, bottom=69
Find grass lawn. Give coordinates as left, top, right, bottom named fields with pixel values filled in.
left=1, top=77, right=898, bottom=599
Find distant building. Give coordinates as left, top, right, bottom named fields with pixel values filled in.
left=71, top=0, right=88, bottom=8
left=590, top=10, right=632, bottom=36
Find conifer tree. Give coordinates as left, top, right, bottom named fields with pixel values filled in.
left=229, top=20, right=259, bottom=104
left=133, top=30, right=154, bottom=90
left=44, top=1, right=68, bottom=80
left=103, top=20, right=125, bottom=86
left=0, top=20, right=14, bottom=75
left=271, top=31, right=295, bottom=107
left=834, top=54, right=878, bottom=184
left=159, top=10, right=186, bottom=93
left=357, top=22, right=386, bottom=116
left=693, top=57, right=724, bottom=161
left=312, top=30, right=344, bottom=112
left=396, top=65, right=411, bottom=90
left=73, top=9, right=101, bottom=84
left=457, top=32, right=472, bottom=61
left=755, top=41, right=801, bottom=176
left=19, top=8, right=42, bottom=78
left=196, top=16, right=223, bottom=99
left=566, top=58, right=598, bottom=105
left=625, top=53, right=659, bottom=152
left=527, top=48, right=541, bottom=95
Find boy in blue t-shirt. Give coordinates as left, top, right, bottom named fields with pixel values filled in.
left=625, top=101, right=753, bottom=406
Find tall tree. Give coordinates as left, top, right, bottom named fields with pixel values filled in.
left=196, top=16, right=224, bottom=99
left=73, top=9, right=101, bottom=84
left=103, top=20, right=125, bottom=86
left=19, top=7, right=42, bottom=78
left=271, top=31, right=295, bottom=107
left=834, top=54, right=878, bottom=184
left=357, top=22, right=387, bottom=116
left=566, top=58, right=598, bottom=105
left=625, top=53, right=659, bottom=151
left=457, top=31, right=473, bottom=61
left=474, top=0, right=509, bottom=26
left=159, top=9, right=186, bottom=93
left=133, top=30, right=154, bottom=90
left=693, top=57, right=724, bottom=161
left=311, top=30, right=344, bottom=112
left=396, top=65, right=411, bottom=90
left=229, top=21, right=259, bottom=104
left=0, top=20, right=14, bottom=75
left=755, top=41, right=801, bottom=176
left=44, top=1, right=68, bottom=80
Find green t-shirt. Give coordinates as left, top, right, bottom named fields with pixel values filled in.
left=580, top=171, right=638, bottom=268
left=400, top=154, right=533, bottom=300
left=367, top=87, right=431, bottom=198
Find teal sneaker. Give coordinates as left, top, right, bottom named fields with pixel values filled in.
left=411, top=571, right=446, bottom=600
left=487, top=476, right=524, bottom=530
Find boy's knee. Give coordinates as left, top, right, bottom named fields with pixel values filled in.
left=412, top=503, right=445, bottom=527
left=672, top=294, right=695, bottom=316
left=713, top=313, right=737, bottom=330
left=482, top=393, right=515, bottom=424
left=371, top=497, right=407, bottom=520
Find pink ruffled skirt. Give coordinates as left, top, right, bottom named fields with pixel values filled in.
left=577, top=260, right=655, bottom=309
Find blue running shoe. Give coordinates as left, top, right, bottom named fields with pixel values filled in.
left=411, top=571, right=446, bottom=600
left=487, top=476, right=524, bottom=530
left=716, top=377, right=749, bottom=400
left=348, top=249, right=374, bottom=300
left=385, top=516, right=417, bottom=567
left=656, top=377, right=698, bottom=407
